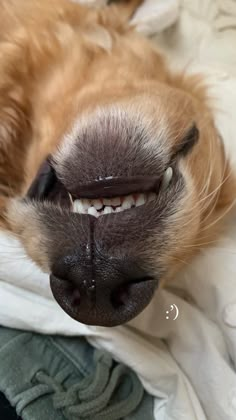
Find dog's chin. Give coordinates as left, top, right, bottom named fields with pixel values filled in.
left=50, top=274, right=157, bottom=327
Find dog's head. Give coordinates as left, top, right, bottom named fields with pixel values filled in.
left=2, top=1, right=232, bottom=326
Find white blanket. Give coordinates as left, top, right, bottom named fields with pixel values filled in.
left=1, top=1, right=236, bottom=419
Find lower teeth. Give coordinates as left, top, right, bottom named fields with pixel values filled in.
left=72, top=192, right=156, bottom=217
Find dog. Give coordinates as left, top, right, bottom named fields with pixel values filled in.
left=0, top=0, right=235, bottom=327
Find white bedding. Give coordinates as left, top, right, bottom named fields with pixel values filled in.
left=1, top=1, right=236, bottom=419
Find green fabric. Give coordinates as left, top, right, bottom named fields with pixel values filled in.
left=0, top=327, right=154, bottom=420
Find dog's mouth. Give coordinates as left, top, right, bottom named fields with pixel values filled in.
left=27, top=158, right=174, bottom=218
left=68, top=174, right=165, bottom=218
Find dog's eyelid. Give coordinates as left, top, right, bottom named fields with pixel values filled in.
left=27, top=159, right=54, bottom=199
left=173, top=123, right=199, bottom=159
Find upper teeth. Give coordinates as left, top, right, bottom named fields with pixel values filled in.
left=71, top=193, right=155, bottom=217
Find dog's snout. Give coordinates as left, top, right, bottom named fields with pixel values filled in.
left=50, top=253, right=157, bottom=327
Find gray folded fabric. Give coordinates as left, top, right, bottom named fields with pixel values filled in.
left=0, top=327, right=154, bottom=420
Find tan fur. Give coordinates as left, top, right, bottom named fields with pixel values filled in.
left=0, top=0, right=235, bottom=282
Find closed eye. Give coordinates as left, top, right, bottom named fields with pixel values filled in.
left=173, top=123, right=199, bottom=159
left=27, top=158, right=57, bottom=200
left=27, top=157, right=70, bottom=207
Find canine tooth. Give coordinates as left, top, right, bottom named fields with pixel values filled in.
left=110, top=197, right=121, bottom=206
left=81, top=199, right=90, bottom=210
left=103, top=198, right=112, bottom=205
left=92, top=199, right=103, bottom=210
left=136, top=193, right=146, bottom=207
left=68, top=193, right=74, bottom=207
left=88, top=207, right=99, bottom=217
left=73, top=199, right=84, bottom=213
left=162, top=167, right=173, bottom=189
left=122, top=195, right=135, bottom=209
left=103, top=206, right=113, bottom=214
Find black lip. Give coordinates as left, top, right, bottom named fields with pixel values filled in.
left=70, top=176, right=161, bottom=199
left=50, top=274, right=157, bottom=327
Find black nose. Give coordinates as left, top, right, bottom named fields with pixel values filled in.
left=50, top=253, right=157, bottom=327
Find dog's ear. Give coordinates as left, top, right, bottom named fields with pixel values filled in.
left=97, top=0, right=143, bottom=31
left=83, top=24, right=113, bottom=52
left=106, top=0, right=143, bottom=21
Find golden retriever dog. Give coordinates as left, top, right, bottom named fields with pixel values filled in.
left=0, top=0, right=235, bottom=327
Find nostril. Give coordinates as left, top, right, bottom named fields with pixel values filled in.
left=71, top=287, right=81, bottom=307
left=63, top=281, right=81, bottom=307
left=111, top=284, right=130, bottom=309
left=111, top=276, right=154, bottom=309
